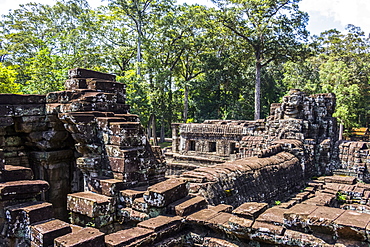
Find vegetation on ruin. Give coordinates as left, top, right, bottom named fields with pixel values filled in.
left=0, top=0, right=369, bottom=137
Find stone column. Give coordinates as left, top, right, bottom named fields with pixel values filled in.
left=171, top=123, right=181, bottom=153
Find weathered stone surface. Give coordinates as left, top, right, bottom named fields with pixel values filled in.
left=252, top=221, right=285, bottom=236
left=203, top=237, right=240, bottom=247
left=31, top=219, right=72, bottom=247
left=0, top=180, right=49, bottom=200
left=4, top=201, right=53, bottom=238
left=54, top=227, right=105, bottom=247
left=226, top=215, right=253, bottom=237
left=324, top=175, right=357, bottom=185
left=119, top=208, right=150, bottom=222
left=209, top=204, right=233, bottom=213
left=232, top=202, right=268, bottom=220
left=167, top=196, right=207, bottom=216
left=70, top=211, right=115, bottom=228
left=186, top=208, right=220, bottom=225
left=144, top=178, right=188, bottom=207
left=88, top=177, right=126, bottom=197
left=334, top=210, right=370, bottom=241
left=307, top=206, right=345, bottom=235
left=0, top=94, right=45, bottom=104
left=137, top=215, right=183, bottom=232
left=105, top=227, right=154, bottom=247
left=67, top=191, right=115, bottom=218
left=256, top=207, right=286, bottom=226
left=119, top=186, right=147, bottom=207
left=68, top=68, right=116, bottom=81
left=0, top=165, right=33, bottom=182
left=283, top=204, right=318, bottom=229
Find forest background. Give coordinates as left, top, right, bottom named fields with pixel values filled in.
left=0, top=0, right=369, bottom=140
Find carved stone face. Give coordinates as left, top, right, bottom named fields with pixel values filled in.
left=282, top=89, right=304, bottom=119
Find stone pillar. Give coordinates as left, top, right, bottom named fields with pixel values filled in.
left=171, top=123, right=181, bottom=153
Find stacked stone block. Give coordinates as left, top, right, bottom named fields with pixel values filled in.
left=59, top=69, right=166, bottom=232
left=0, top=164, right=54, bottom=246
left=337, top=141, right=370, bottom=181
left=0, top=94, right=75, bottom=220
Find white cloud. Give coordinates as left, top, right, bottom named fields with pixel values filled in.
left=300, top=0, right=370, bottom=35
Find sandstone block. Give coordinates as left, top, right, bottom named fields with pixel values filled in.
left=0, top=165, right=33, bottom=182
left=226, top=215, right=253, bottom=237
left=64, top=78, right=88, bottom=90
left=0, top=180, right=49, bottom=200
left=105, top=227, right=153, bottom=247
left=252, top=221, right=285, bottom=236
left=13, top=104, right=45, bottom=116
left=144, top=178, right=188, bottom=207
left=108, top=155, right=139, bottom=173
left=31, top=219, right=72, bottom=247
left=232, top=202, right=268, bottom=220
left=118, top=186, right=147, bottom=207
left=119, top=208, right=149, bottom=222
left=87, top=177, right=126, bottom=197
left=324, top=175, right=356, bottom=185
left=5, top=201, right=53, bottom=238
left=0, top=94, right=45, bottom=104
left=334, top=210, right=370, bottom=241
left=137, top=215, right=183, bottom=232
left=256, top=207, right=286, bottom=226
left=68, top=68, right=116, bottom=81
left=70, top=212, right=115, bottom=228
left=54, top=227, right=105, bottom=247
left=168, top=196, right=207, bottom=216
left=283, top=204, right=318, bottom=229
left=66, top=191, right=115, bottom=218
left=307, top=206, right=344, bottom=236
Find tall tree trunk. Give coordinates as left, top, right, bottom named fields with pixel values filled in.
left=160, top=116, right=165, bottom=143
left=137, top=20, right=142, bottom=76
left=255, top=61, right=261, bottom=120
left=183, top=83, right=189, bottom=123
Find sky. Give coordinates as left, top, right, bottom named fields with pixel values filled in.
left=0, top=0, right=369, bottom=36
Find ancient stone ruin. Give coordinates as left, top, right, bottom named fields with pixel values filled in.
left=0, top=69, right=370, bottom=246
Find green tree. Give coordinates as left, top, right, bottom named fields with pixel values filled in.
left=211, top=0, right=309, bottom=119
left=0, top=63, right=20, bottom=93
left=283, top=25, right=370, bottom=129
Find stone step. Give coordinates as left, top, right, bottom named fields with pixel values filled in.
left=4, top=201, right=54, bottom=238
left=144, top=178, right=188, bottom=207
left=119, top=208, right=149, bottom=223
left=66, top=191, right=115, bottom=218
left=109, top=122, right=141, bottom=136
left=96, top=115, right=139, bottom=131
left=31, top=219, right=72, bottom=247
left=137, top=215, right=183, bottom=232
left=105, top=226, right=154, bottom=247
left=54, top=227, right=105, bottom=247
left=232, top=202, right=268, bottom=220
left=118, top=186, right=148, bottom=207
left=0, top=180, right=49, bottom=200
left=0, top=165, right=33, bottom=182
left=167, top=196, right=207, bottom=217
left=87, top=177, right=126, bottom=197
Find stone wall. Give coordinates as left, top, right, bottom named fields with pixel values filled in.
left=336, top=141, right=370, bottom=182
left=0, top=94, right=75, bottom=220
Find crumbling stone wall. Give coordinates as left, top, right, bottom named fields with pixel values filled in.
left=336, top=141, right=370, bottom=182
left=0, top=94, right=76, bottom=220
left=181, top=152, right=303, bottom=206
